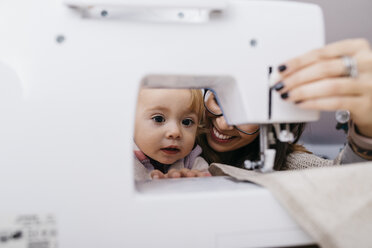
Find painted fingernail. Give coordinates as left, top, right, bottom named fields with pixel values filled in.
left=278, top=64, right=287, bottom=72
left=273, top=81, right=284, bottom=91
left=281, top=92, right=289, bottom=99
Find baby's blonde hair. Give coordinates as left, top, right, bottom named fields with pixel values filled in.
left=188, top=89, right=205, bottom=130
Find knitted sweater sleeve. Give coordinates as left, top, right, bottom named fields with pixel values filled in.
left=283, top=152, right=333, bottom=170
left=285, top=119, right=372, bottom=170
left=285, top=142, right=371, bottom=170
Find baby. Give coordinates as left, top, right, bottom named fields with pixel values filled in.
left=133, top=88, right=210, bottom=181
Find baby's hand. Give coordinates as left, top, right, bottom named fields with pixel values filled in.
left=168, top=168, right=211, bottom=178
left=151, top=168, right=211, bottom=179
left=150, top=170, right=167, bottom=179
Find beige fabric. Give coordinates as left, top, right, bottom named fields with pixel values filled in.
left=209, top=162, right=372, bottom=248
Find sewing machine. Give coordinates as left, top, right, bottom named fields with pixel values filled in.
left=0, top=0, right=324, bottom=247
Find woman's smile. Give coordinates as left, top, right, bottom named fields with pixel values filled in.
left=207, top=121, right=259, bottom=152
left=211, top=126, right=234, bottom=143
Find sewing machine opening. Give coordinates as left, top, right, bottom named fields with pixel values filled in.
left=132, top=75, right=256, bottom=194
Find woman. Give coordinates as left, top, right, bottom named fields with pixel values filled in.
left=199, top=39, right=372, bottom=170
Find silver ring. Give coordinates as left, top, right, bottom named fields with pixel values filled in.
left=342, top=56, right=358, bottom=78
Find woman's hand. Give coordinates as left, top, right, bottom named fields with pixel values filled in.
left=274, top=39, right=372, bottom=138
left=151, top=168, right=211, bottom=179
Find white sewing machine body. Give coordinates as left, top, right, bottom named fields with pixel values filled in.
left=0, top=0, right=324, bottom=247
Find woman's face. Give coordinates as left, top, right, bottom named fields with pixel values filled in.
left=204, top=91, right=259, bottom=152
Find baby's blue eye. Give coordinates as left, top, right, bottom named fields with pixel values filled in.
left=182, top=118, right=194, bottom=126
left=152, top=115, right=165, bottom=123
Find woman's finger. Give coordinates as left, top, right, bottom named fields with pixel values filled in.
left=277, top=58, right=347, bottom=93
left=356, top=50, right=372, bottom=73
left=295, top=96, right=363, bottom=112
left=279, top=39, right=371, bottom=77
left=297, top=95, right=372, bottom=130
left=284, top=78, right=361, bottom=103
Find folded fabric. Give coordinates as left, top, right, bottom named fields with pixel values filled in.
left=209, top=162, right=372, bottom=248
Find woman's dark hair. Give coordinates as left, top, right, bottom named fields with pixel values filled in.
left=197, top=123, right=307, bottom=171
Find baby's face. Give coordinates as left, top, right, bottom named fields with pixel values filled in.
left=134, top=89, right=198, bottom=165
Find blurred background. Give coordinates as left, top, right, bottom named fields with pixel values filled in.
left=293, top=0, right=372, bottom=158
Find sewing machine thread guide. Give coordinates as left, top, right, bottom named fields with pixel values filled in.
left=268, top=66, right=273, bottom=120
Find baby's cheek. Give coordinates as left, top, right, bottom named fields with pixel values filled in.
left=184, top=130, right=197, bottom=149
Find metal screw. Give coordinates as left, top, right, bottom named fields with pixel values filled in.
left=101, top=10, right=108, bottom=17
left=178, top=12, right=184, bottom=19
left=250, top=39, right=257, bottom=47
left=56, top=35, right=65, bottom=44
left=12, top=231, right=22, bottom=239
left=0, top=235, right=8, bottom=242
